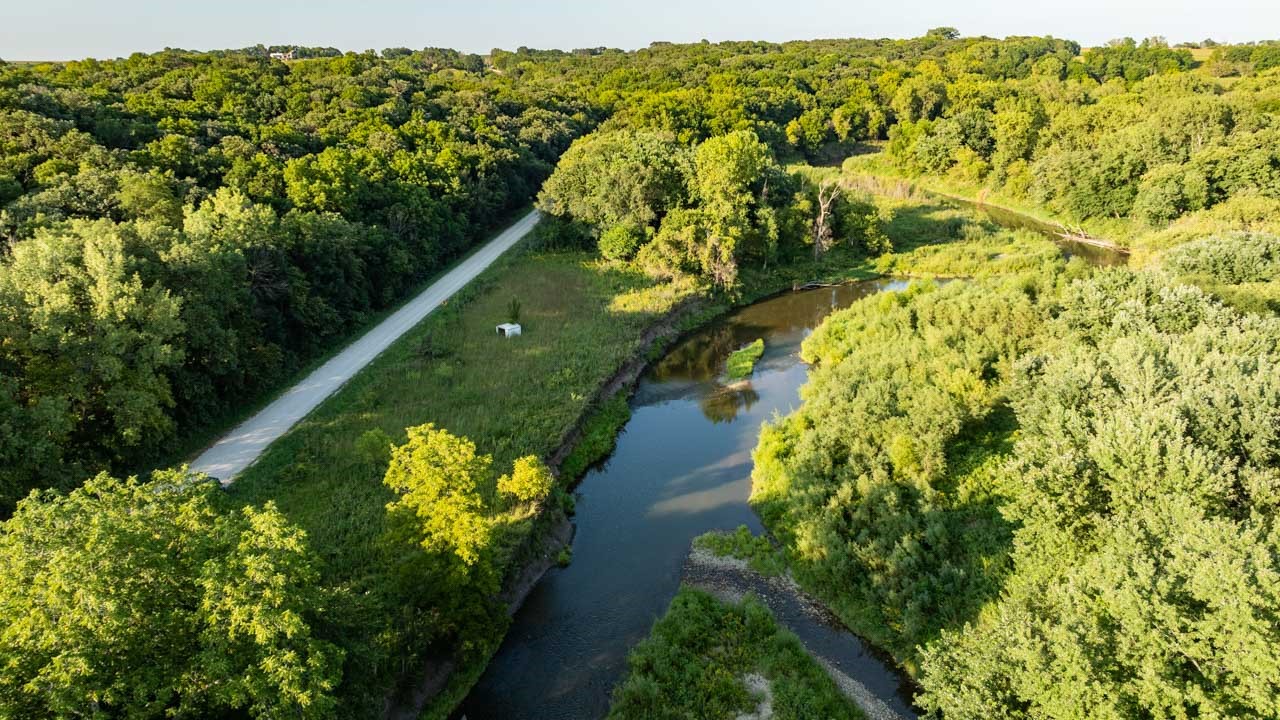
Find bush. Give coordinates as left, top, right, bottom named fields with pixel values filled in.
left=725, top=339, right=765, bottom=380
left=599, top=224, right=646, bottom=261
left=560, top=392, right=632, bottom=482
left=694, top=526, right=787, bottom=576
left=607, top=589, right=863, bottom=720
left=528, top=214, right=595, bottom=251
left=1163, top=231, right=1280, bottom=283
left=355, top=427, right=394, bottom=467
left=498, top=455, right=555, bottom=504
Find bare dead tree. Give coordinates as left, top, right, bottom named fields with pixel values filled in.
left=813, top=178, right=841, bottom=259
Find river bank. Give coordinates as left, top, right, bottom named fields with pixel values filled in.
left=451, top=191, right=1128, bottom=719
left=841, top=170, right=1132, bottom=255
left=402, top=247, right=885, bottom=720
left=834, top=151, right=1142, bottom=251
left=682, top=544, right=916, bottom=720
left=393, top=295, right=711, bottom=720
left=457, top=277, right=913, bottom=719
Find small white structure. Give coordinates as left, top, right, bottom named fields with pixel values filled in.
left=496, top=323, right=522, bottom=338
left=269, top=50, right=295, bottom=61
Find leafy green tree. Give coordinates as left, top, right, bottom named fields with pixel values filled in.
left=284, top=147, right=366, bottom=215
left=0, top=221, right=183, bottom=506
left=784, top=108, right=831, bottom=156
left=115, top=170, right=184, bottom=226
left=0, top=470, right=342, bottom=718
left=383, top=423, right=493, bottom=567
left=537, top=130, right=690, bottom=233
left=990, top=95, right=1046, bottom=175
left=690, top=130, right=781, bottom=285
left=890, top=69, right=947, bottom=123
left=498, top=455, right=555, bottom=503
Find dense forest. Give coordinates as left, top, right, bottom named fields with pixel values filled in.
left=752, top=242, right=1280, bottom=717
left=2, top=27, right=1279, bottom=720
left=0, top=47, right=591, bottom=509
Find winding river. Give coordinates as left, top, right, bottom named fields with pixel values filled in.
left=459, top=280, right=915, bottom=719
left=458, top=203, right=1127, bottom=720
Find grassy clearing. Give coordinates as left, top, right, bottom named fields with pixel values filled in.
left=223, top=243, right=699, bottom=716
left=725, top=339, right=765, bottom=380
left=607, top=588, right=864, bottom=720
left=875, top=228, right=1066, bottom=278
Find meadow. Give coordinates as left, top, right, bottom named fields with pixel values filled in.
left=224, top=243, right=698, bottom=715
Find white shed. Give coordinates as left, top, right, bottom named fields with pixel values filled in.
left=496, top=323, right=522, bottom=338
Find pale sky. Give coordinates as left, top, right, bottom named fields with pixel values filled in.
left=2, top=0, right=1278, bottom=61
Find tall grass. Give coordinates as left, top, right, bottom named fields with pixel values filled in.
left=223, top=244, right=698, bottom=716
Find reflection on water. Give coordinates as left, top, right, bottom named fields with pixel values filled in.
left=458, top=279, right=908, bottom=720
left=699, top=383, right=760, bottom=424
left=945, top=197, right=1129, bottom=267
left=456, top=199, right=1126, bottom=719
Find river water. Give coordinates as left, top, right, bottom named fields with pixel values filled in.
left=458, top=210, right=1127, bottom=720
left=459, top=279, right=914, bottom=719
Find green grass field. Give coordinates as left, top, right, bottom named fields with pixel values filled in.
left=222, top=244, right=699, bottom=716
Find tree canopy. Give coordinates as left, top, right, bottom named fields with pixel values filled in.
left=0, top=470, right=342, bottom=718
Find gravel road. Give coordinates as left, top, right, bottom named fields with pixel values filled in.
left=190, top=209, right=541, bottom=483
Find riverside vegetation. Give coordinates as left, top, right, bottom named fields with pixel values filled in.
left=725, top=338, right=765, bottom=380
left=607, top=589, right=865, bottom=720
left=2, top=29, right=1279, bottom=720
left=750, top=246, right=1280, bottom=717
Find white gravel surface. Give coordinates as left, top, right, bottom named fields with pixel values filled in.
left=190, top=210, right=541, bottom=483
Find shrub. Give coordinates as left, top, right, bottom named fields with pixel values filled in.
left=725, top=339, right=765, bottom=380
left=1163, top=231, right=1280, bottom=283
left=355, top=427, right=394, bottom=467
left=599, top=224, right=646, bottom=261
left=528, top=214, right=595, bottom=251
left=498, top=455, right=555, bottom=503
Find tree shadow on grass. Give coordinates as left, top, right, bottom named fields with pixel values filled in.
left=807, top=140, right=881, bottom=168
left=880, top=200, right=992, bottom=254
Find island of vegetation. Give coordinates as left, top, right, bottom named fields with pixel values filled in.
left=0, top=26, right=1278, bottom=720
left=608, top=589, right=864, bottom=720
left=725, top=338, right=766, bottom=380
